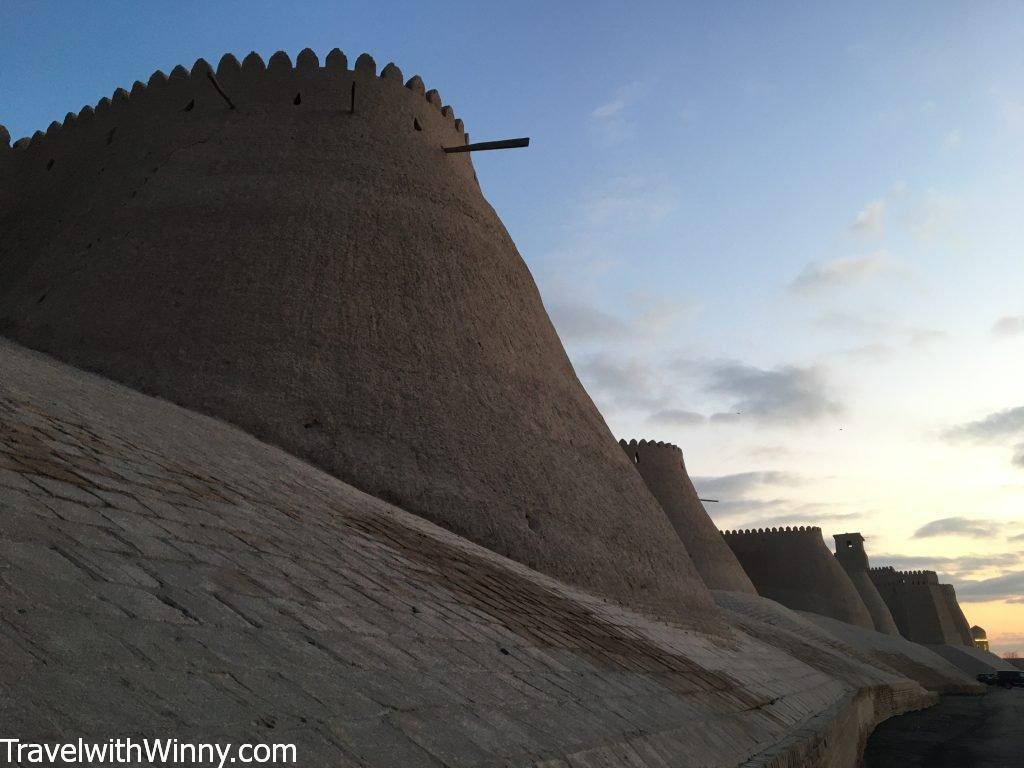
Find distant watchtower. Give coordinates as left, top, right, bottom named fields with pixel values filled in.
left=834, top=532, right=869, bottom=572
left=831, top=531, right=900, bottom=636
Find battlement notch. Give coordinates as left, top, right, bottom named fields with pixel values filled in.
left=2, top=47, right=470, bottom=157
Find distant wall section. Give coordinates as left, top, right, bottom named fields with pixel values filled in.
left=939, top=584, right=975, bottom=646
left=869, top=568, right=972, bottom=646
left=832, top=533, right=899, bottom=636
left=722, top=527, right=875, bottom=630
left=621, top=439, right=756, bottom=594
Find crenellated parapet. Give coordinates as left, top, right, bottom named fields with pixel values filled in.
left=620, top=438, right=757, bottom=594
left=618, top=438, right=682, bottom=461
left=720, top=525, right=822, bottom=536
left=2, top=48, right=468, bottom=156
left=869, top=567, right=939, bottom=586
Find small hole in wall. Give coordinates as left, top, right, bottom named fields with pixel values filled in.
left=183, top=99, right=195, bottom=112
left=413, top=117, right=422, bottom=131
left=634, top=452, right=639, bottom=464
left=36, top=293, right=47, bottom=304
left=106, top=128, right=116, bottom=146
left=293, top=93, right=302, bottom=105
left=46, top=158, right=54, bottom=171
left=846, top=540, right=853, bottom=548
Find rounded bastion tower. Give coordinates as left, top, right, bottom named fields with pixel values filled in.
left=722, top=526, right=876, bottom=629
left=0, top=49, right=719, bottom=627
left=832, top=532, right=899, bottom=635
left=620, top=439, right=756, bottom=594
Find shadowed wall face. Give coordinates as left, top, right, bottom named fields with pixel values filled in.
left=0, top=50, right=720, bottom=628
left=834, top=532, right=869, bottom=571
left=939, top=584, right=975, bottom=646
left=869, top=569, right=970, bottom=646
left=723, top=527, right=876, bottom=630
left=621, top=439, right=756, bottom=594
left=832, top=533, right=899, bottom=636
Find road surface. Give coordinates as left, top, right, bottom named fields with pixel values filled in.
left=865, top=687, right=1024, bottom=767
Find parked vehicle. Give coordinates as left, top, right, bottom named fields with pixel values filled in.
left=977, top=671, right=1024, bottom=688
left=999, top=671, right=1024, bottom=688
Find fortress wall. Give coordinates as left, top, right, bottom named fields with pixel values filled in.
left=722, top=527, right=876, bottom=629
left=845, top=571, right=900, bottom=635
left=925, top=645, right=1017, bottom=675
left=0, top=50, right=718, bottom=626
left=0, top=339, right=937, bottom=767
left=620, top=439, right=757, bottom=594
left=938, top=584, right=975, bottom=646
left=832, top=533, right=899, bottom=636
left=714, top=591, right=980, bottom=695
left=0, top=126, right=13, bottom=211
left=868, top=569, right=966, bottom=646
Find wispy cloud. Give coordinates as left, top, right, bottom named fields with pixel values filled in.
left=739, top=510, right=860, bottom=529
left=747, top=445, right=791, bottom=460
left=711, top=499, right=861, bottom=531
left=704, top=363, right=841, bottom=424
left=589, top=82, right=645, bottom=145
left=874, top=552, right=1023, bottom=579
left=909, top=190, right=962, bottom=248
left=630, top=292, right=698, bottom=334
left=907, top=328, right=948, bottom=347
left=577, top=175, right=678, bottom=226
left=548, top=294, right=695, bottom=346
left=993, top=316, right=1024, bottom=336
left=647, top=408, right=705, bottom=427
left=942, top=128, right=962, bottom=152
left=692, top=470, right=803, bottom=499
left=851, top=199, right=885, bottom=235
left=1000, top=102, right=1024, bottom=132
left=946, top=407, right=1024, bottom=439
left=574, top=352, right=672, bottom=413
left=814, top=311, right=893, bottom=336
left=943, top=405, right=1024, bottom=468
left=913, top=516, right=1002, bottom=539
left=956, top=571, right=1024, bottom=603
left=547, top=301, right=630, bottom=343
left=691, top=471, right=843, bottom=530
left=843, top=343, right=894, bottom=360
left=791, top=250, right=893, bottom=294
left=538, top=174, right=680, bottom=302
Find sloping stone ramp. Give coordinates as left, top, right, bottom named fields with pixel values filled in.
left=0, top=340, right=933, bottom=766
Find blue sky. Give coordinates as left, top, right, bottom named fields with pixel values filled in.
left=2, top=0, right=1023, bottom=651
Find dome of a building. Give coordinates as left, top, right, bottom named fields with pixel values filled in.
left=970, top=625, right=989, bottom=651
